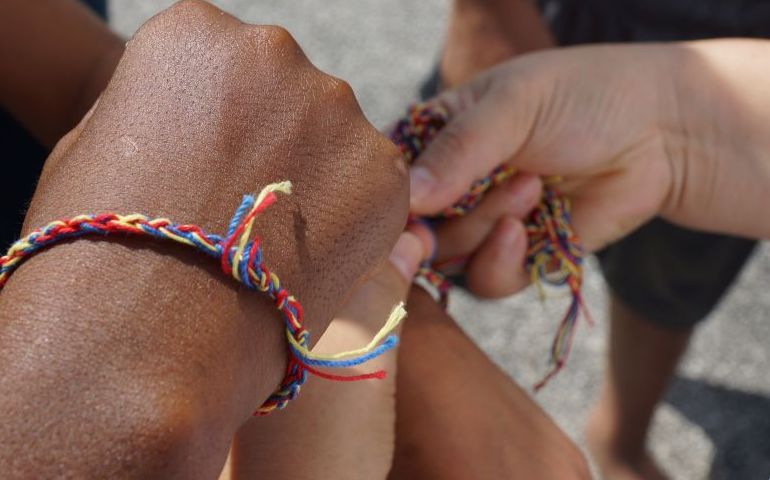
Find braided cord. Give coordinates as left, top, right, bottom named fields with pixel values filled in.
left=0, top=182, right=404, bottom=415
left=391, top=103, right=588, bottom=389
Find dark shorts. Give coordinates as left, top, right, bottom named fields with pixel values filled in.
left=1, top=0, right=107, bottom=250
left=538, top=0, right=765, bottom=328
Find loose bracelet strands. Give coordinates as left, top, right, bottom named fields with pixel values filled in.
left=0, top=182, right=405, bottom=415
left=390, top=102, right=590, bottom=389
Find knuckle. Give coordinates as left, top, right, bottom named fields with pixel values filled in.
left=132, top=0, right=225, bottom=46
left=242, top=25, right=307, bottom=70
left=158, top=0, right=223, bottom=26
left=260, top=25, right=300, bottom=52
left=321, top=75, right=357, bottom=106
left=168, top=0, right=217, bottom=14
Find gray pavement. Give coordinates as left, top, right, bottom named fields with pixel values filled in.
left=112, top=2, right=770, bottom=478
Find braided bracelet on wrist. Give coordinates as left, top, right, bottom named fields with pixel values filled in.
left=0, top=182, right=404, bottom=415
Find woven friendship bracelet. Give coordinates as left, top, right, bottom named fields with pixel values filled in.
left=390, top=103, right=589, bottom=389
left=0, top=182, right=405, bottom=415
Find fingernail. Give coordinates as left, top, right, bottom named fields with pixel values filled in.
left=389, top=232, right=422, bottom=282
left=409, top=166, right=435, bottom=208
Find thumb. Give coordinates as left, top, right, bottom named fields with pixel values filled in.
left=409, top=67, right=539, bottom=215
left=387, top=225, right=435, bottom=284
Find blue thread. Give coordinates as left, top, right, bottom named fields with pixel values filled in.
left=289, top=335, right=399, bottom=368
left=227, top=195, right=254, bottom=237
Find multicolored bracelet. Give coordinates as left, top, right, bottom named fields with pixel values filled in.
left=391, top=102, right=589, bottom=389
left=0, top=182, right=404, bottom=415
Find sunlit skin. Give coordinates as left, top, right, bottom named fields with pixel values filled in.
left=0, top=1, right=407, bottom=477
left=228, top=167, right=592, bottom=480
left=421, top=11, right=770, bottom=478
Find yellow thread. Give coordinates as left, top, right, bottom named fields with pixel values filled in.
left=120, top=213, right=150, bottom=223
left=286, top=302, right=406, bottom=360
left=158, top=227, right=196, bottom=247
left=191, top=232, right=218, bottom=253
left=232, top=181, right=292, bottom=282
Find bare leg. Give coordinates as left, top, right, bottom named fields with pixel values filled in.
left=586, top=294, right=692, bottom=480
left=389, top=289, right=591, bottom=479
left=441, top=0, right=554, bottom=88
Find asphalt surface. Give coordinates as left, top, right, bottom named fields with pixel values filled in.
left=111, top=2, right=770, bottom=478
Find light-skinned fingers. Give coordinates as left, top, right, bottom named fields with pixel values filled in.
left=434, top=174, right=542, bottom=262
left=388, top=229, right=434, bottom=289
left=465, top=216, right=530, bottom=298
left=410, top=75, right=533, bottom=215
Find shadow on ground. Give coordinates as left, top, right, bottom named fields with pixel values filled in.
left=665, top=376, right=770, bottom=479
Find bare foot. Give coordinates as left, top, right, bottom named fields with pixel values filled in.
left=586, top=406, right=668, bottom=480
left=440, top=0, right=554, bottom=88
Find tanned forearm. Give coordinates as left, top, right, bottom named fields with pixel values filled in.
left=0, top=71, right=289, bottom=480
left=0, top=1, right=407, bottom=478
left=389, top=289, right=590, bottom=479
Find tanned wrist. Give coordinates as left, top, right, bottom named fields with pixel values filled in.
left=0, top=115, right=293, bottom=475
left=0, top=2, right=410, bottom=475
left=0, top=178, right=286, bottom=478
